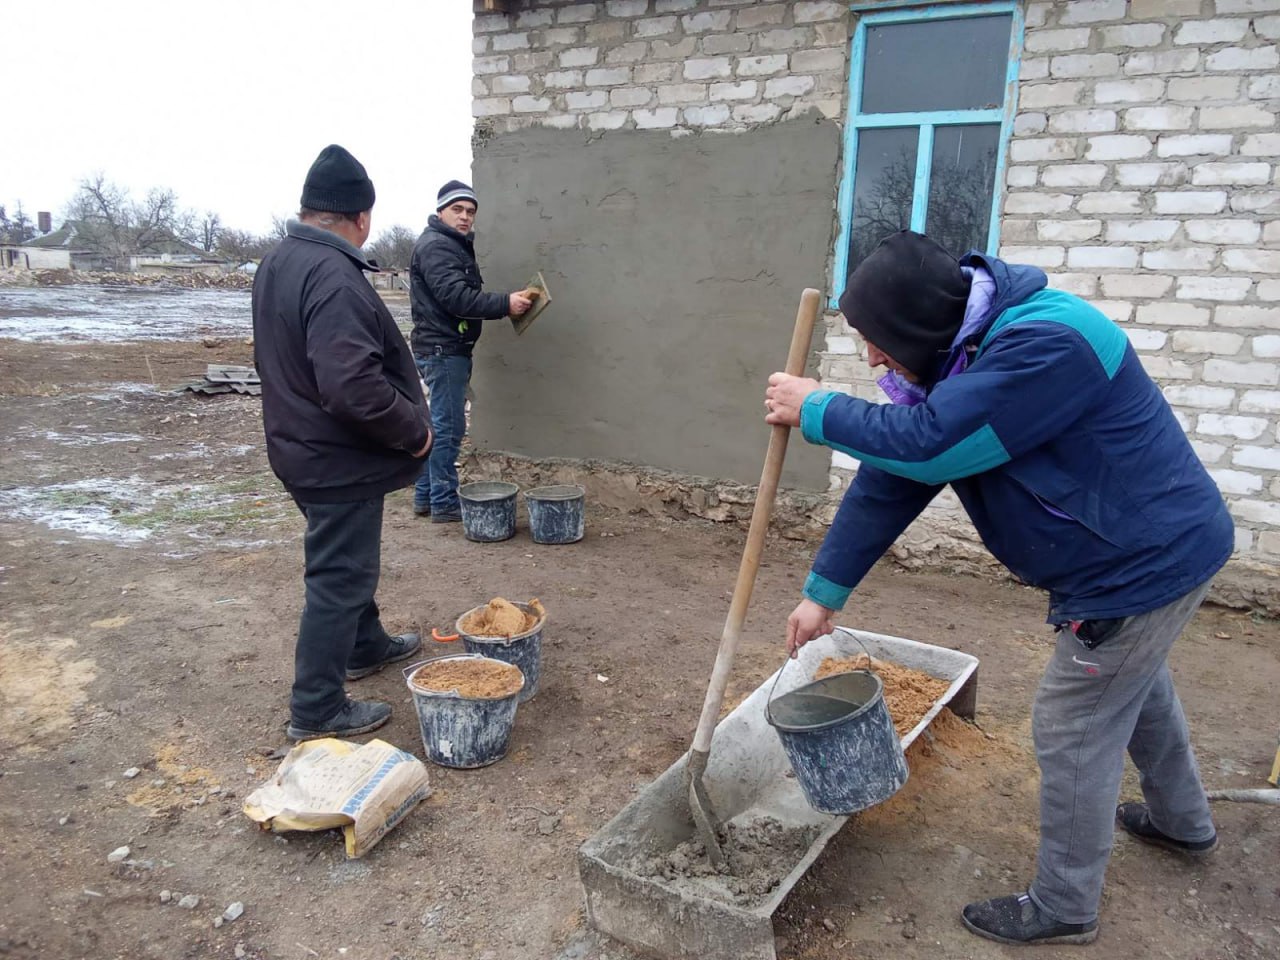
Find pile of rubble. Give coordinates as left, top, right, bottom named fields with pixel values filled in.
left=0, top=268, right=254, bottom=290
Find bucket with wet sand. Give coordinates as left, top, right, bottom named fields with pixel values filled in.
left=456, top=598, right=545, bottom=702
left=403, top=654, right=524, bottom=768
left=459, top=481, right=519, bottom=542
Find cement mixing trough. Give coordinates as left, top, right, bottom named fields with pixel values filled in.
left=577, top=628, right=978, bottom=960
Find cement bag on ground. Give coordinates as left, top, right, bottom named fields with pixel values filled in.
left=243, top=738, right=430, bottom=858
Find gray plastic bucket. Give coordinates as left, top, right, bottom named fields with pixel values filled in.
left=456, top=602, right=544, bottom=703
left=765, top=656, right=908, bottom=815
left=459, top=481, right=519, bottom=542
left=403, top=654, right=524, bottom=768
left=525, top=484, right=585, bottom=544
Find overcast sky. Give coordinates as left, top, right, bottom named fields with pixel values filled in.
left=4, top=1, right=475, bottom=238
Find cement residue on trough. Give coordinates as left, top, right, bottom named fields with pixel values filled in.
left=629, top=816, right=819, bottom=906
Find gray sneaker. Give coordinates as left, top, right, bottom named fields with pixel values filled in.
left=286, top=699, right=392, bottom=741
left=346, top=633, right=422, bottom=681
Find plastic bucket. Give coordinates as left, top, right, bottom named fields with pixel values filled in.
left=765, top=657, right=908, bottom=815
left=525, top=484, right=585, bottom=544
left=459, top=481, right=519, bottom=542
left=456, top=602, right=544, bottom=703
left=403, top=654, right=524, bottom=768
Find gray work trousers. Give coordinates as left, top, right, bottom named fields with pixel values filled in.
left=1028, top=581, right=1216, bottom=924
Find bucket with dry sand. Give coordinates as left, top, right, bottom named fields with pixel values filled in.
left=403, top=654, right=525, bottom=768
left=456, top=598, right=545, bottom=702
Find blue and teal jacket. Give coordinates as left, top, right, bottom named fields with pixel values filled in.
left=802, top=254, right=1233, bottom=623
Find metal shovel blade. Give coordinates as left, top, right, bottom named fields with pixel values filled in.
left=686, top=748, right=726, bottom=870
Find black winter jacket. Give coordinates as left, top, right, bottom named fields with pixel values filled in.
left=409, top=215, right=510, bottom=357
left=253, top=220, right=430, bottom=503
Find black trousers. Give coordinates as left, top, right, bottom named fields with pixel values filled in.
left=290, top=496, right=394, bottom=725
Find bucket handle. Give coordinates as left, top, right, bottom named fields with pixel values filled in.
left=766, top=627, right=877, bottom=718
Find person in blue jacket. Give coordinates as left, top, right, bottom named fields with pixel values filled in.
left=764, top=231, right=1232, bottom=946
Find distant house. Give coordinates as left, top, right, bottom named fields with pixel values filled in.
left=1, top=221, right=230, bottom=274
left=129, top=235, right=230, bottom=277
left=1, top=222, right=105, bottom=271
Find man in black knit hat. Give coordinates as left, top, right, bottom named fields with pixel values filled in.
left=254, top=144, right=431, bottom=740
left=408, top=180, right=532, bottom=521
left=764, top=231, right=1231, bottom=945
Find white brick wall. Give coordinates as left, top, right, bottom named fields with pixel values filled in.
left=998, top=0, right=1280, bottom=561
left=471, top=0, right=847, bottom=133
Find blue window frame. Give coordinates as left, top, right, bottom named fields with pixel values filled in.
left=832, top=2, right=1025, bottom=307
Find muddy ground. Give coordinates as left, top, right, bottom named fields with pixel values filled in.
left=1, top=313, right=1278, bottom=960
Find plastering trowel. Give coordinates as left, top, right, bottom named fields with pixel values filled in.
left=511, top=270, right=551, bottom=335
left=686, top=288, right=821, bottom=869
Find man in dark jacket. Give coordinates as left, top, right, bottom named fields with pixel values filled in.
left=765, top=231, right=1231, bottom=945
left=409, top=180, right=531, bottom=521
left=253, top=144, right=431, bottom=741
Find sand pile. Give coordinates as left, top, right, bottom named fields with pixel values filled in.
left=460, top=597, right=545, bottom=638
left=815, top=654, right=952, bottom=736
left=409, top=658, right=524, bottom=699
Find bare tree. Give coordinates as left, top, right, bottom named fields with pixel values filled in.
left=131, top=187, right=184, bottom=253
left=65, top=175, right=201, bottom=264
left=366, top=225, right=416, bottom=271
left=190, top=211, right=222, bottom=253
left=216, top=228, right=277, bottom=265
left=0, top=202, right=36, bottom=243
left=67, top=174, right=133, bottom=264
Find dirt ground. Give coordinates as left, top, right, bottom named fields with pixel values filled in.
left=1, top=331, right=1278, bottom=960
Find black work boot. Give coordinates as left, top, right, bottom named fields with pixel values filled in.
left=962, top=893, right=1098, bottom=945
left=346, top=633, right=422, bottom=681
left=1116, top=802, right=1218, bottom=858
left=286, top=699, right=392, bottom=741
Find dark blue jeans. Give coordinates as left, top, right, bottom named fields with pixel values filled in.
left=415, top=351, right=472, bottom=513
left=291, top=496, right=394, bottom=725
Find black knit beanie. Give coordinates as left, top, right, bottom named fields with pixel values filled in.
left=437, top=180, right=478, bottom=211
left=300, top=145, right=375, bottom=214
left=838, top=231, right=971, bottom=382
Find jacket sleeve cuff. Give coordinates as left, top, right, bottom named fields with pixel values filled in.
left=800, top=390, right=837, bottom=446
left=803, top=571, right=851, bottom=611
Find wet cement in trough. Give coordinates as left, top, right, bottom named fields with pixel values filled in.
left=627, top=660, right=964, bottom=906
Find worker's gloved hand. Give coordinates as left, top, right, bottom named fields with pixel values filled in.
left=765, top=372, right=821, bottom=428
left=786, top=597, right=835, bottom=659
left=509, top=292, right=533, bottom=316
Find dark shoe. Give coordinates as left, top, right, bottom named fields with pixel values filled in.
left=1116, top=802, right=1218, bottom=857
left=962, top=893, right=1098, bottom=945
left=286, top=699, right=392, bottom=741
left=413, top=503, right=431, bottom=517
left=346, top=633, right=422, bottom=680
left=430, top=509, right=462, bottom=524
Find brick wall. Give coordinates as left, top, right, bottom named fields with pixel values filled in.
left=472, top=1, right=849, bottom=133
left=473, top=0, right=1280, bottom=575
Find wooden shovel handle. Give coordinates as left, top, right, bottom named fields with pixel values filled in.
left=691, top=288, right=822, bottom=755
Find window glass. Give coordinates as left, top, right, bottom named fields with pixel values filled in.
left=849, top=127, right=918, bottom=271
left=925, top=124, right=1001, bottom=257
left=861, top=15, right=1012, bottom=114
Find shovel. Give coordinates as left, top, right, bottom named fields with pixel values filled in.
left=686, top=288, right=821, bottom=870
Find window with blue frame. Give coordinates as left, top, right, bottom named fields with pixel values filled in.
left=833, top=2, right=1024, bottom=304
